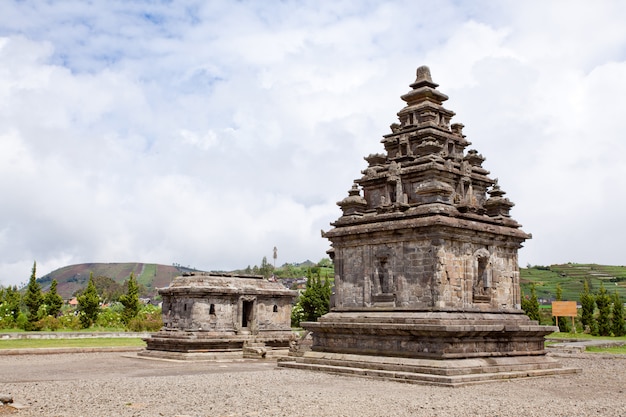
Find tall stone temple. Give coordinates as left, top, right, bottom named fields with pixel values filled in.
left=279, top=66, right=578, bottom=385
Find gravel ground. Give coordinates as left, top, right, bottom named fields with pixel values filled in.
left=1, top=352, right=625, bottom=417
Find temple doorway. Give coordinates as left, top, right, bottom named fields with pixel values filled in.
left=242, top=300, right=254, bottom=329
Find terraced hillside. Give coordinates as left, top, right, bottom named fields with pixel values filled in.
left=520, top=263, right=626, bottom=303
left=36, top=263, right=191, bottom=299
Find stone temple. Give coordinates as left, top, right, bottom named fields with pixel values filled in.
left=141, top=273, right=296, bottom=360
left=279, top=66, right=578, bottom=385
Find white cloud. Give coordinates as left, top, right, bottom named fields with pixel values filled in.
left=1, top=1, right=626, bottom=286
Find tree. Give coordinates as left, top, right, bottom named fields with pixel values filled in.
left=77, top=273, right=101, bottom=328
left=521, top=283, right=540, bottom=322
left=580, top=279, right=596, bottom=333
left=23, top=261, right=44, bottom=327
left=0, top=285, right=22, bottom=326
left=273, top=246, right=277, bottom=269
left=594, top=283, right=611, bottom=336
left=119, top=273, right=140, bottom=325
left=92, top=276, right=124, bottom=303
left=611, top=291, right=625, bottom=337
left=260, top=256, right=274, bottom=279
left=44, top=279, right=64, bottom=317
left=296, top=269, right=331, bottom=325
left=317, top=258, right=333, bottom=268
left=553, top=283, right=570, bottom=332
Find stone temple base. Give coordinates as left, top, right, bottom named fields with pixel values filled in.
left=140, top=329, right=293, bottom=361
left=277, top=311, right=580, bottom=386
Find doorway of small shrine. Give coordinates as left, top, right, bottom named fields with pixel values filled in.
left=241, top=300, right=254, bottom=329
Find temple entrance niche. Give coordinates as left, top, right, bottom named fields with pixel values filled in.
left=473, top=249, right=492, bottom=303
left=239, top=296, right=256, bottom=334
left=372, top=248, right=394, bottom=305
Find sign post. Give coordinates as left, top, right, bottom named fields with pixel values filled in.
left=551, top=301, right=577, bottom=333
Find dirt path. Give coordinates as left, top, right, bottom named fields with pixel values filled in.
left=1, top=352, right=625, bottom=416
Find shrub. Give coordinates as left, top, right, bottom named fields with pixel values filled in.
left=15, top=312, right=29, bottom=330
left=127, top=307, right=162, bottom=332
left=291, top=302, right=304, bottom=327
left=95, top=308, right=124, bottom=329
left=0, top=304, right=17, bottom=329
left=521, top=284, right=540, bottom=321
left=37, top=316, right=61, bottom=331
left=58, top=313, right=81, bottom=331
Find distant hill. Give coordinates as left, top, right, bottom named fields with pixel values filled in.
left=520, top=263, right=626, bottom=303
left=36, top=259, right=331, bottom=299
left=41, top=260, right=623, bottom=303
left=37, top=263, right=200, bottom=299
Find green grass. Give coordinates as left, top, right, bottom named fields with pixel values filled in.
left=0, top=337, right=146, bottom=349
left=547, top=332, right=626, bottom=354
left=586, top=345, right=626, bottom=354
left=547, top=332, right=626, bottom=341
left=137, top=263, right=157, bottom=289
left=521, top=264, right=626, bottom=302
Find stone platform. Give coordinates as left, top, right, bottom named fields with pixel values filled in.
left=140, top=329, right=292, bottom=360
left=279, top=352, right=579, bottom=387
left=278, top=311, right=580, bottom=386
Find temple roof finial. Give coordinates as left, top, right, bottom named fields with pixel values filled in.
left=408, top=64, right=440, bottom=91
left=415, top=66, right=432, bottom=83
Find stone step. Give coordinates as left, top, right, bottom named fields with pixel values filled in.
left=278, top=360, right=580, bottom=387
left=296, top=355, right=563, bottom=376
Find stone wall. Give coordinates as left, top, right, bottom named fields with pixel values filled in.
left=162, top=293, right=293, bottom=334
left=332, top=230, right=522, bottom=312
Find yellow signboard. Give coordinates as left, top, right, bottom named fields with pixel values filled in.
left=552, top=301, right=577, bottom=333
left=552, top=301, right=577, bottom=317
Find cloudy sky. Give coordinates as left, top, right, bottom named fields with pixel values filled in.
left=1, top=1, right=625, bottom=287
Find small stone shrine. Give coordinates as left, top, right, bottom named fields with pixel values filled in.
left=279, top=66, right=578, bottom=385
left=141, top=272, right=296, bottom=360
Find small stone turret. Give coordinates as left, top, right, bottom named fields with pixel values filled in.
left=337, top=183, right=367, bottom=217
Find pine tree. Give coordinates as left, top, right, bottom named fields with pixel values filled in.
left=23, top=261, right=44, bottom=327
left=77, top=273, right=101, bottom=328
left=521, top=283, right=540, bottom=321
left=594, top=283, right=611, bottom=336
left=553, top=283, right=570, bottom=332
left=611, top=291, right=625, bottom=337
left=119, top=273, right=140, bottom=325
left=580, top=279, right=596, bottom=333
left=44, top=279, right=64, bottom=317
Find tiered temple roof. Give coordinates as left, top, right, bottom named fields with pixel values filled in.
left=332, top=65, right=521, bottom=232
